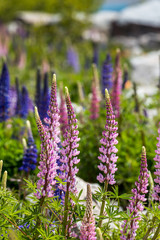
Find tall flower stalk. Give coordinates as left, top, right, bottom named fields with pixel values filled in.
left=90, top=82, right=99, bottom=120
left=59, top=87, right=80, bottom=238
left=120, top=146, right=149, bottom=240
left=59, top=84, right=68, bottom=136
left=97, top=89, right=118, bottom=227
left=35, top=74, right=60, bottom=199
left=80, top=184, right=97, bottom=240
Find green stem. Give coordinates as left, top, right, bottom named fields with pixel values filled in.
left=143, top=217, right=156, bottom=240
left=62, top=185, right=69, bottom=237
left=98, top=181, right=108, bottom=228
left=32, top=197, right=45, bottom=240
left=152, top=223, right=160, bottom=240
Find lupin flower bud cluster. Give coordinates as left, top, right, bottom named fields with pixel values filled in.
left=80, top=184, right=97, bottom=240
left=97, top=89, right=118, bottom=185
left=121, top=147, right=149, bottom=239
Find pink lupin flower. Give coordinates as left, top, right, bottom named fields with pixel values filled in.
left=152, top=123, right=160, bottom=208
left=59, top=87, right=80, bottom=238
left=111, top=49, right=122, bottom=118
left=120, top=146, right=149, bottom=240
left=59, top=84, right=68, bottom=136
left=80, top=184, right=97, bottom=240
left=97, top=89, right=118, bottom=228
left=35, top=74, right=60, bottom=199
left=90, top=82, right=100, bottom=120
left=97, top=89, right=118, bottom=185
left=59, top=87, right=80, bottom=195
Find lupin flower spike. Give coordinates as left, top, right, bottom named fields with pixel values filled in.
left=97, top=89, right=118, bottom=227
left=2, top=171, right=7, bottom=190
left=97, top=89, right=118, bottom=185
left=101, top=53, right=113, bottom=96
left=153, top=123, right=160, bottom=208
left=120, top=146, right=149, bottom=239
left=35, top=74, right=60, bottom=199
left=0, top=160, right=3, bottom=179
left=92, top=63, right=101, bottom=101
left=80, top=184, right=96, bottom=240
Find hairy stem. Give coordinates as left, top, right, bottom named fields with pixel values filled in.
left=98, top=181, right=108, bottom=228
left=152, top=223, right=160, bottom=240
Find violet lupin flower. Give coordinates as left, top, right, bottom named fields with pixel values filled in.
left=35, top=68, right=42, bottom=114
left=20, top=86, right=29, bottom=119
left=67, top=46, right=80, bottom=73
left=59, top=87, right=80, bottom=237
left=111, top=49, right=122, bottom=118
left=101, top=53, right=113, bottom=96
left=19, top=121, right=38, bottom=172
left=152, top=123, right=160, bottom=208
left=80, top=184, right=97, bottom=240
left=0, top=62, right=10, bottom=122
left=120, top=147, right=149, bottom=240
left=90, top=82, right=99, bottom=120
left=97, top=89, right=118, bottom=228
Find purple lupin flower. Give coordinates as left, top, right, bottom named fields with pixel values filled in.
left=59, top=85, right=68, bottom=136
left=35, top=74, right=60, bottom=199
left=97, top=89, right=118, bottom=228
left=97, top=89, right=118, bottom=185
left=15, top=77, right=21, bottom=116
left=20, top=86, right=29, bottom=119
left=111, top=49, right=122, bottom=118
left=59, top=87, right=80, bottom=238
left=92, top=44, right=99, bottom=66
left=152, top=123, right=160, bottom=208
left=67, top=46, right=80, bottom=73
left=120, top=146, right=149, bottom=240
left=80, top=184, right=97, bottom=240
left=0, top=62, right=10, bottom=122
left=101, top=53, right=113, bottom=96
left=90, top=82, right=99, bottom=120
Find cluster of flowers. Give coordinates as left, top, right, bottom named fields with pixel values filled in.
left=32, top=73, right=160, bottom=239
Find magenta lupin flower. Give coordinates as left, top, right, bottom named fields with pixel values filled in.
left=90, top=82, right=100, bottom=120
left=59, top=85, right=68, bottom=136
left=35, top=74, right=60, bottom=199
left=111, top=49, right=122, bottom=118
left=60, top=87, right=80, bottom=238
left=120, top=146, right=149, bottom=240
left=152, top=123, right=160, bottom=208
left=97, top=89, right=118, bottom=185
left=80, top=184, right=97, bottom=240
